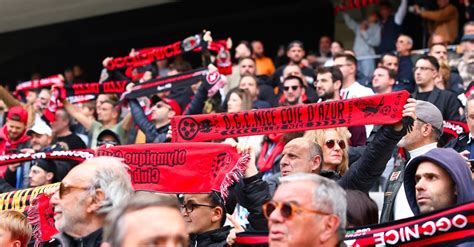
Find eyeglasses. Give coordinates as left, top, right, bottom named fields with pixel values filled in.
left=325, top=139, right=346, bottom=150
left=179, top=203, right=215, bottom=213
left=412, top=66, right=435, bottom=72
left=283, top=85, right=299, bottom=91
left=59, top=182, right=91, bottom=199
left=262, top=201, right=329, bottom=220
left=97, top=140, right=118, bottom=146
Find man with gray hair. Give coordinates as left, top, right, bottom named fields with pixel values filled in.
left=264, top=173, right=346, bottom=247
left=48, top=157, right=134, bottom=246
left=102, top=193, right=187, bottom=247
left=380, top=100, right=444, bottom=223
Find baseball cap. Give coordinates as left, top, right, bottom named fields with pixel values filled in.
left=7, top=106, right=28, bottom=124
left=27, top=119, right=52, bottom=136
left=97, top=129, right=122, bottom=146
left=32, top=159, right=58, bottom=182
left=416, top=100, right=443, bottom=134
left=151, top=95, right=182, bottom=115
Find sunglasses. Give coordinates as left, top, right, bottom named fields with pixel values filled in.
left=97, top=140, right=118, bottom=146
left=283, top=85, right=299, bottom=91
left=325, top=139, right=346, bottom=150
left=59, top=182, right=90, bottom=199
left=179, top=203, right=215, bottom=213
left=262, top=201, right=329, bottom=220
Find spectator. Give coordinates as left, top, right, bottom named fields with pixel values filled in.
left=412, top=55, right=462, bottom=121
left=267, top=41, right=316, bottom=97
left=395, top=34, right=416, bottom=92
left=377, top=0, right=408, bottom=54
left=49, top=157, right=134, bottom=246
left=62, top=94, right=133, bottom=147
left=450, top=34, right=474, bottom=88
left=315, top=66, right=366, bottom=146
left=342, top=11, right=381, bottom=78
left=0, top=210, right=32, bottom=247
left=323, top=41, right=344, bottom=67
left=446, top=94, right=474, bottom=159
left=280, top=76, right=306, bottom=106
left=180, top=192, right=230, bottom=246
left=96, top=129, right=122, bottom=147
left=345, top=190, right=379, bottom=228
left=103, top=193, right=187, bottom=247
left=315, top=35, right=332, bottom=66
left=251, top=40, right=275, bottom=77
left=404, top=148, right=474, bottom=215
left=51, top=108, right=86, bottom=150
left=28, top=159, right=58, bottom=187
left=265, top=173, right=346, bottom=247
left=372, top=66, right=396, bottom=94
left=413, top=0, right=459, bottom=45
left=0, top=106, right=30, bottom=155
left=380, top=100, right=443, bottom=223
left=428, top=43, right=464, bottom=95
left=238, top=75, right=272, bottom=109
left=305, top=127, right=351, bottom=178
left=129, top=94, right=180, bottom=144
left=380, top=53, right=399, bottom=73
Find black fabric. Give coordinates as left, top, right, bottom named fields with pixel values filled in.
left=188, top=226, right=231, bottom=247
left=129, top=99, right=169, bottom=144
left=44, top=228, right=103, bottom=247
left=412, top=87, right=462, bottom=121
left=55, top=133, right=86, bottom=150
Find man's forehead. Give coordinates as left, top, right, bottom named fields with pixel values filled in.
left=184, top=193, right=209, bottom=202
left=274, top=181, right=315, bottom=201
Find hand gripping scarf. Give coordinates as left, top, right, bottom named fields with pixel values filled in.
left=171, top=91, right=410, bottom=142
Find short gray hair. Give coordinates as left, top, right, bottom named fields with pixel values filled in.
left=279, top=173, right=347, bottom=237
left=85, top=157, right=134, bottom=215
left=103, top=192, right=180, bottom=247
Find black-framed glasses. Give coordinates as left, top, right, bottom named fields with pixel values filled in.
left=412, top=66, right=435, bottom=73
left=325, top=139, right=346, bottom=150
left=59, top=182, right=90, bottom=199
left=180, top=203, right=215, bottom=213
left=262, top=201, right=329, bottom=220
left=283, top=85, right=299, bottom=91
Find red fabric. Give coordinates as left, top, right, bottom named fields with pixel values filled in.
left=257, top=134, right=285, bottom=172
left=0, top=125, right=30, bottom=155
left=171, top=91, right=410, bottom=142
left=27, top=194, right=58, bottom=246
left=96, top=143, right=249, bottom=198
left=7, top=106, right=28, bottom=124
left=345, top=201, right=474, bottom=246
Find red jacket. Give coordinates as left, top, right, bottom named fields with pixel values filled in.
left=0, top=125, right=30, bottom=176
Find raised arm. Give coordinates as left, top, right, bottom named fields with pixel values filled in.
left=61, top=99, right=94, bottom=130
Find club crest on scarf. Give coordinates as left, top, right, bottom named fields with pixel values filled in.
left=211, top=152, right=232, bottom=178
left=178, top=117, right=213, bottom=141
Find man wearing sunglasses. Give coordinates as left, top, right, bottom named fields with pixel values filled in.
left=281, top=76, right=306, bottom=106
left=179, top=192, right=229, bottom=246
left=48, top=157, right=133, bottom=247
left=266, top=173, right=346, bottom=247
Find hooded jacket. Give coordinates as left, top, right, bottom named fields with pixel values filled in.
left=0, top=124, right=30, bottom=154
left=404, top=148, right=474, bottom=216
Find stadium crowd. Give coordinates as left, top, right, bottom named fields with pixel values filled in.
left=0, top=0, right=474, bottom=246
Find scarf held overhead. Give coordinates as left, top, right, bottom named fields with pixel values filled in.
left=171, top=91, right=410, bottom=142
left=96, top=143, right=249, bottom=199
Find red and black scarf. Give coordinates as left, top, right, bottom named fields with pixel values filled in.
left=171, top=91, right=410, bottom=142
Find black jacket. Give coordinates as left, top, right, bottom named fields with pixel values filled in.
left=412, top=87, right=462, bottom=121
left=129, top=99, right=169, bottom=143
left=188, top=226, right=231, bottom=247
left=445, top=133, right=469, bottom=152
left=44, top=228, right=102, bottom=247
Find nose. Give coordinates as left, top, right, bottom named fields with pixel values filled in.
left=415, top=179, right=426, bottom=192
left=269, top=205, right=284, bottom=223
left=50, top=189, right=60, bottom=207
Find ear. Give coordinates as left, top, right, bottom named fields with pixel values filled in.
left=101, top=242, right=111, bottom=247
left=112, top=109, right=119, bottom=119
left=46, top=172, right=54, bottom=182
left=168, top=110, right=176, bottom=119
left=12, top=240, right=22, bottom=247
left=389, top=79, right=395, bottom=86
left=319, top=215, right=340, bottom=243
left=211, top=206, right=224, bottom=224
left=86, top=188, right=106, bottom=213
left=334, top=80, right=342, bottom=91
left=311, top=155, right=322, bottom=173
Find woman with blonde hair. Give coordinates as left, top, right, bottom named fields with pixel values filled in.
left=304, top=127, right=351, bottom=177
